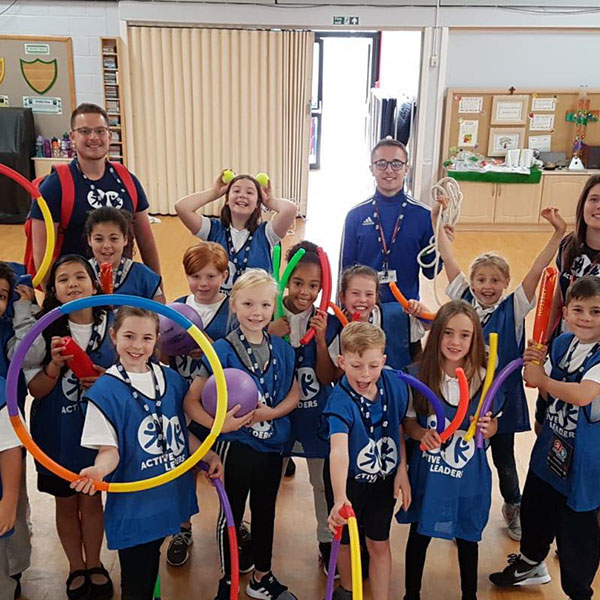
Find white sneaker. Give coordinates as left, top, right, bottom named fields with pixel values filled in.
left=502, top=502, right=522, bottom=541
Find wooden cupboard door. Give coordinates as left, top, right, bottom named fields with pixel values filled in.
left=494, top=183, right=542, bottom=224
left=540, top=175, right=587, bottom=224
left=456, top=181, right=496, bottom=224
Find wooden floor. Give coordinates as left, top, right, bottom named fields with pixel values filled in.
left=0, top=216, right=597, bottom=599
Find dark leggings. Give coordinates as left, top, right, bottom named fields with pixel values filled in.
left=404, top=523, right=478, bottom=600
left=490, top=432, right=521, bottom=504
left=118, top=537, right=164, bottom=600
left=520, top=470, right=600, bottom=600
left=216, top=441, right=283, bottom=575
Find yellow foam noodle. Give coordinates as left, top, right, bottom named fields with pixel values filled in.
left=32, top=195, right=56, bottom=288
left=465, top=332, right=498, bottom=442
left=348, top=516, right=364, bottom=600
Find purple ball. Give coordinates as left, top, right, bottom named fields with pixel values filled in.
left=158, top=303, right=204, bottom=356
left=202, top=368, right=259, bottom=417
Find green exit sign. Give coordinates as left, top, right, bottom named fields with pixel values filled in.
left=332, top=16, right=360, bottom=25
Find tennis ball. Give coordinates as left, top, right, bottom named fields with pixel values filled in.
left=255, top=172, right=270, bottom=187
left=222, top=169, right=235, bottom=184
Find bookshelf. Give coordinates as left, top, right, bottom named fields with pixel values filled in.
left=100, top=37, right=127, bottom=164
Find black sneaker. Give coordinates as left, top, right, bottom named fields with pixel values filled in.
left=332, top=586, right=352, bottom=600
left=11, top=573, right=21, bottom=599
left=166, top=528, right=193, bottom=566
left=489, top=553, right=551, bottom=587
left=285, top=458, right=296, bottom=477
left=319, top=542, right=339, bottom=579
left=214, top=576, right=231, bottom=600
left=238, top=522, right=254, bottom=574
left=246, top=571, right=298, bottom=599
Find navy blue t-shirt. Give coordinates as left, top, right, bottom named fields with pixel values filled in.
left=30, top=160, right=149, bottom=257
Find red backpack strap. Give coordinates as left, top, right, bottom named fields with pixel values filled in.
left=54, top=163, right=75, bottom=231
left=111, top=162, right=138, bottom=212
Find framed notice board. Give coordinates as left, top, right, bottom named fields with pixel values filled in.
left=0, top=35, right=75, bottom=138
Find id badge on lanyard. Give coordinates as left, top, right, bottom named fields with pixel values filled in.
left=547, top=433, right=573, bottom=479
left=372, top=199, right=404, bottom=286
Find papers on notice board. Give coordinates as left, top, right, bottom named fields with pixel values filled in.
left=531, top=97, right=556, bottom=112
left=458, top=96, right=483, bottom=113
left=530, top=114, right=555, bottom=131
left=528, top=135, right=552, bottom=152
left=458, top=120, right=479, bottom=147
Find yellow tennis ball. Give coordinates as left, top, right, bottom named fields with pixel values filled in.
left=222, top=169, right=235, bottom=184
left=255, top=172, right=270, bottom=187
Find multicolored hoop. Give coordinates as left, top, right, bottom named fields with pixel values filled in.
left=5, top=294, right=228, bottom=493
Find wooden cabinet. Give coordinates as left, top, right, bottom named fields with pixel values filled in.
left=457, top=182, right=496, bottom=223
left=494, top=182, right=542, bottom=224
left=540, top=174, right=587, bottom=224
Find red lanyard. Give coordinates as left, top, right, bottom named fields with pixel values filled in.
left=371, top=199, right=405, bottom=267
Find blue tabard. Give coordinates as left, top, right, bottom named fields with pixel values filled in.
left=324, top=369, right=408, bottom=483
left=30, top=311, right=116, bottom=476
left=0, top=318, right=27, bottom=414
left=201, top=334, right=296, bottom=453
left=379, top=302, right=412, bottom=370
left=89, top=258, right=161, bottom=299
left=530, top=333, right=600, bottom=512
left=85, top=365, right=198, bottom=550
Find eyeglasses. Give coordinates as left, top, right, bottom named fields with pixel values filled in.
left=73, top=127, right=110, bottom=137
left=372, top=159, right=407, bottom=172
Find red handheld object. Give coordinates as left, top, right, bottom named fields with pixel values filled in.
left=99, top=262, right=113, bottom=294
left=61, top=337, right=98, bottom=380
left=419, top=367, right=469, bottom=451
left=301, top=247, right=332, bottom=345
left=532, top=266, right=558, bottom=345
left=389, top=282, right=436, bottom=321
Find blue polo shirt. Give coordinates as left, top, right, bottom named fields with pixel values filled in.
left=30, top=160, right=149, bottom=257
left=340, top=189, right=438, bottom=302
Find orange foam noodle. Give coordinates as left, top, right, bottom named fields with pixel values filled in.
left=328, top=302, right=349, bottom=327
left=532, top=267, right=558, bottom=345
left=389, top=282, right=436, bottom=321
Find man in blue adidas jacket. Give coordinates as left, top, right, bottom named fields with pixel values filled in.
left=340, top=138, right=441, bottom=302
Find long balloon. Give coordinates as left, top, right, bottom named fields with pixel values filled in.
left=475, top=358, right=524, bottom=448
left=465, top=332, right=498, bottom=442
left=420, top=367, right=469, bottom=451
left=533, top=266, right=558, bottom=346
left=5, top=295, right=228, bottom=493
left=198, top=462, right=239, bottom=600
left=397, top=372, right=445, bottom=434
left=301, top=247, right=332, bottom=345
left=389, top=282, right=436, bottom=321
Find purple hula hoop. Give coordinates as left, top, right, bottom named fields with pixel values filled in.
left=475, top=358, right=524, bottom=448
left=325, top=537, right=341, bottom=600
left=397, top=372, right=446, bottom=434
left=198, top=462, right=234, bottom=525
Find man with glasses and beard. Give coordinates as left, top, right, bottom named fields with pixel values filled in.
left=339, top=138, right=446, bottom=303
left=29, top=103, right=161, bottom=277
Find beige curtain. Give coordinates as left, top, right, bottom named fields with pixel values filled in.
left=123, top=26, right=313, bottom=216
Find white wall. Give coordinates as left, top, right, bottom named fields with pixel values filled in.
left=0, top=0, right=119, bottom=106
left=447, top=29, right=600, bottom=89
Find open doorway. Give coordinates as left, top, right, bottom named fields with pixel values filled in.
left=305, top=30, right=422, bottom=279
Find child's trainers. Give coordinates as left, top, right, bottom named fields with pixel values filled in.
left=214, top=577, right=231, bottom=600
left=502, top=502, right=522, bottom=541
left=332, top=586, right=352, bottom=600
left=246, top=572, right=298, bottom=599
left=238, top=522, right=254, bottom=574
left=489, top=553, right=551, bottom=587
left=166, top=527, right=193, bottom=566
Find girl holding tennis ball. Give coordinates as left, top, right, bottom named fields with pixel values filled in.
left=184, top=269, right=300, bottom=600
left=175, top=170, right=297, bottom=292
left=27, top=254, right=116, bottom=600
left=72, top=305, right=222, bottom=600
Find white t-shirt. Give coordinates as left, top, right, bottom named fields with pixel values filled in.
left=195, top=220, right=280, bottom=251
left=446, top=272, right=535, bottom=344
left=327, top=305, right=425, bottom=366
left=68, top=320, right=93, bottom=350
left=185, top=294, right=227, bottom=329
left=282, top=304, right=314, bottom=348
left=0, top=408, right=21, bottom=453
left=81, top=363, right=166, bottom=450
left=406, top=366, right=486, bottom=418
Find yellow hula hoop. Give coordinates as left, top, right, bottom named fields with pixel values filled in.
left=348, top=516, right=364, bottom=600
left=33, top=195, right=56, bottom=288
left=465, top=332, right=498, bottom=442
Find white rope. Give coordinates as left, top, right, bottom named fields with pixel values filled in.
left=417, top=177, right=463, bottom=306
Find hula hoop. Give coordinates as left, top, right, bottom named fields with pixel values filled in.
left=5, top=294, right=228, bottom=493
left=465, top=332, right=498, bottom=442
left=475, top=358, right=523, bottom=449
left=397, top=372, right=445, bottom=434
left=198, top=461, right=239, bottom=600
left=300, top=247, right=332, bottom=345
left=389, top=282, right=436, bottom=322
left=325, top=506, right=363, bottom=600
left=0, top=162, right=55, bottom=287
